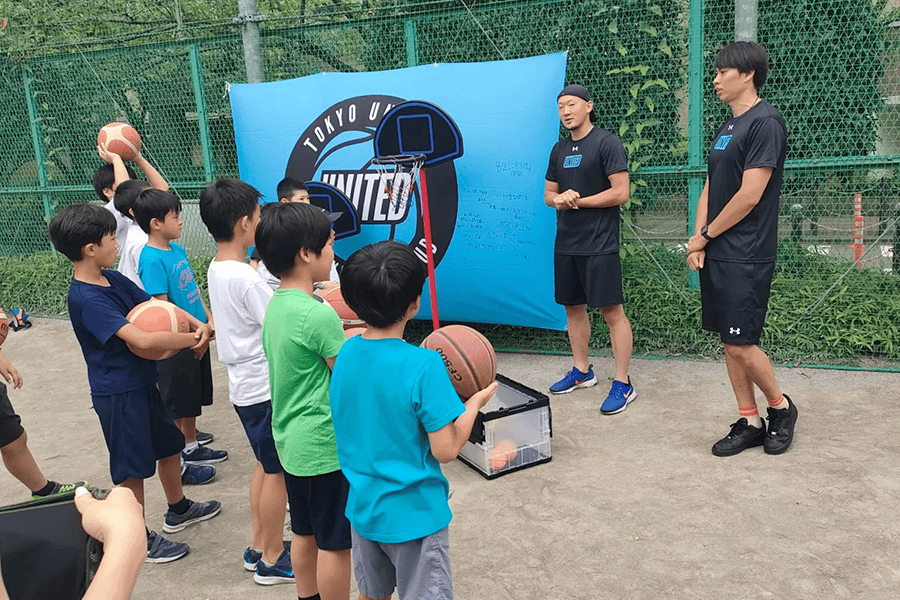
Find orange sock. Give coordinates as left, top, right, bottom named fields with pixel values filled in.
left=768, top=395, right=789, bottom=411
left=738, top=404, right=763, bottom=429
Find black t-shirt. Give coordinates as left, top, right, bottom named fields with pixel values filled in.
left=706, top=100, right=787, bottom=263
left=545, top=127, right=628, bottom=255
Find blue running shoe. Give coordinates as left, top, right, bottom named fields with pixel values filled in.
left=549, top=365, right=597, bottom=394
left=146, top=531, right=189, bottom=563
left=600, top=377, right=636, bottom=414
left=243, top=547, right=262, bottom=571
left=253, top=549, right=295, bottom=586
left=181, top=463, right=216, bottom=485
left=182, top=445, right=228, bottom=464
left=163, top=499, right=222, bottom=533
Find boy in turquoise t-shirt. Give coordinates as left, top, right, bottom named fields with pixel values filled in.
left=330, top=241, right=498, bottom=600
left=257, top=201, right=350, bottom=600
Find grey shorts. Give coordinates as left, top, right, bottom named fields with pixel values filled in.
left=351, top=526, right=453, bottom=600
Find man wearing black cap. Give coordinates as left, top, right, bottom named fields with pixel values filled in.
left=544, top=84, right=636, bottom=415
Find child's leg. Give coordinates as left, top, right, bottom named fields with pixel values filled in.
left=158, top=453, right=185, bottom=504
left=258, top=470, right=287, bottom=565
left=119, top=477, right=146, bottom=510
left=1, top=431, right=48, bottom=492
left=292, top=533, right=318, bottom=598
left=249, top=462, right=264, bottom=551
left=176, top=417, right=198, bottom=444
left=316, top=548, right=351, bottom=600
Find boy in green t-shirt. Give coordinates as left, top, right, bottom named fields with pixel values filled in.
left=257, top=201, right=350, bottom=600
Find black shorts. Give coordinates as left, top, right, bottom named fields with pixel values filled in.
left=156, top=349, right=213, bottom=419
left=234, top=401, right=282, bottom=474
left=554, top=253, right=624, bottom=308
left=699, top=258, right=775, bottom=346
left=0, top=383, right=24, bottom=448
left=284, top=469, right=351, bottom=551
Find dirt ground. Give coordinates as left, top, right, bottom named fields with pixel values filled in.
left=1, top=317, right=899, bottom=599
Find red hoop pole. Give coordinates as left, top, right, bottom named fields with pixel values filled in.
left=418, top=170, right=440, bottom=330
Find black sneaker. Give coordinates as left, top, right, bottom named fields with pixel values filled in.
left=711, top=418, right=766, bottom=457
left=764, top=394, right=798, bottom=455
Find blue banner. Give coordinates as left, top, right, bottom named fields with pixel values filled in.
left=230, top=53, right=567, bottom=330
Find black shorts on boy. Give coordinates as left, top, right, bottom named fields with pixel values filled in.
left=157, top=349, right=214, bottom=419
left=0, top=383, right=24, bottom=448
left=283, top=469, right=351, bottom=551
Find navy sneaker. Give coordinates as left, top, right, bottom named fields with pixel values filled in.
left=181, top=463, right=216, bottom=485
left=163, top=499, right=222, bottom=533
left=243, top=547, right=262, bottom=571
left=549, top=365, right=597, bottom=394
left=182, top=445, right=228, bottom=465
left=146, top=531, right=189, bottom=563
left=600, top=377, right=636, bottom=414
left=254, top=549, right=294, bottom=586
left=764, top=394, right=798, bottom=455
left=195, top=430, right=214, bottom=446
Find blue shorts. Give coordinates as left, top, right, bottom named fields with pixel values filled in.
left=92, top=384, right=185, bottom=485
left=284, top=469, right=351, bottom=551
left=233, top=401, right=282, bottom=474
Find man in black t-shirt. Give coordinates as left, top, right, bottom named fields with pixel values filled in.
left=544, top=84, right=636, bottom=415
left=686, top=41, right=798, bottom=456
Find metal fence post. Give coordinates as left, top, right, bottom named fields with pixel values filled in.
left=735, top=0, right=758, bottom=42
left=236, top=0, right=265, bottom=83
left=405, top=19, right=419, bottom=68
left=189, top=43, right=216, bottom=183
left=687, top=0, right=705, bottom=289
left=21, top=66, right=54, bottom=252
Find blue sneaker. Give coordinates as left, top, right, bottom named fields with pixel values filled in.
left=195, top=430, right=214, bottom=446
left=600, top=377, right=636, bottom=414
left=146, top=531, right=189, bottom=563
left=182, top=445, right=228, bottom=464
left=549, top=365, right=597, bottom=394
left=243, top=547, right=262, bottom=571
left=181, top=463, right=216, bottom=485
left=253, top=549, right=295, bottom=586
left=163, top=499, right=222, bottom=533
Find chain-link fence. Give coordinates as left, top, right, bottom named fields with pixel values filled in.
left=1, top=0, right=899, bottom=367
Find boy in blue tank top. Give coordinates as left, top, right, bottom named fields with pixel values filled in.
left=330, top=241, right=498, bottom=600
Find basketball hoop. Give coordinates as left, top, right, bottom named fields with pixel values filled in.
left=371, top=154, right=425, bottom=211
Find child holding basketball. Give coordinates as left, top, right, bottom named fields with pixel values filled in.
left=256, top=201, right=351, bottom=600
left=48, top=203, right=221, bottom=563
left=132, top=190, right=228, bottom=468
left=330, top=241, right=498, bottom=600
left=198, top=179, right=292, bottom=585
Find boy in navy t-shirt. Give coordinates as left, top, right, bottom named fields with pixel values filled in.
left=49, top=203, right=222, bottom=563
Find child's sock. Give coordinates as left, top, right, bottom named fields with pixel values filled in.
left=738, top=404, right=763, bottom=429
left=183, top=441, right=199, bottom=454
left=168, top=496, right=191, bottom=515
left=767, top=394, right=789, bottom=411
left=299, top=595, right=321, bottom=600
left=32, top=480, right=58, bottom=497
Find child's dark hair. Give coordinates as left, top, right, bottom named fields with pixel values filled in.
left=340, top=241, right=426, bottom=328
left=199, top=179, right=263, bottom=242
left=277, top=177, right=307, bottom=201
left=255, top=202, right=331, bottom=277
left=132, top=189, right=182, bottom=234
left=92, top=164, right=138, bottom=201
left=112, top=179, right=150, bottom=219
left=714, top=41, right=769, bottom=90
left=48, top=203, right=117, bottom=262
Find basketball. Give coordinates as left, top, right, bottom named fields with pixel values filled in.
left=422, top=325, right=496, bottom=399
left=317, top=286, right=365, bottom=329
left=97, top=122, right=141, bottom=161
left=489, top=440, right=518, bottom=470
left=344, top=326, right=367, bottom=339
left=125, top=299, right=191, bottom=360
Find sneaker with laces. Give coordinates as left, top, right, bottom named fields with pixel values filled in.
left=711, top=418, right=766, bottom=456
left=243, top=548, right=262, bottom=571
left=182, top=445, right=228, bottom=464
left=254, top=549, right=295, bottom=586
left=163, top=499, right=222, bottom=533
left=31, top=480, right=88, bottom=501
left=600, top=377, right=636, bottom=414
left=764, top=394, right=798, bottom=455
left=195, top=430, right=214, bottom=446
left=182, top=463, right=216, bottom=485
left=549, top=365, right=597, bottom=394
left=146, top=531, right=190, bottom=563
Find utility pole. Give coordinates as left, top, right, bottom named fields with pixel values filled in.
left=235, top=0, right=265, bottom=83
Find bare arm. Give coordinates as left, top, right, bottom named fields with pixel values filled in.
left=570, top=171, right=630, bottom=209
left=132, top=154, right=169, bottom=192
left=688, top=168, right=773, bottom=255
left=544, top=180, right=560, bottom=207
left=687, top=179, right=710, bottom=271
left=114, top=322, right=203, bottom=354
left=0, top=350, right=23, bottom=389
left=97, top=142, right=130, bottom=191
left=428, top=382, right=499, bottom=463
left=325, top=356, right=337, bottom=371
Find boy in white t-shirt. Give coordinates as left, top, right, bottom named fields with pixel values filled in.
left=113, top=179, right=152, bottom=289
left=198, top=179, right=292, bottom=585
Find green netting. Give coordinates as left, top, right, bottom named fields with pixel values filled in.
left=1, top=0, right=899, bottom=368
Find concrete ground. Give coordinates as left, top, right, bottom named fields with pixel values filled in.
left=1, top=318, right=899, bottom=599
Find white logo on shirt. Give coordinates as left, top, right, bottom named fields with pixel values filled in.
left=572, top=146, right=578, bottom=151
left=728, top=124, right=734, bottom=131
left=729, top=327, right=741, bottom=335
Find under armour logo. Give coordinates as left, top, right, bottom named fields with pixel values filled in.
left=730, top=327, right=741, bottom=335
left=727, top=124, right=734, bottom=130
left=572, top=146, right=578, bottom=151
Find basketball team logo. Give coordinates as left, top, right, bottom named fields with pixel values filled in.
left=284, top=95, right=463, bottom=270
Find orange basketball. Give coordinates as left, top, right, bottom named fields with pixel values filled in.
left=125, top=299, right=191, bottom=360
left=344, top=326, right=367, bottom=339
left=489, top=440, right=518, bottom=470
left=97, top=122, right=142, bottom=161
left=318, top=286, right=364, bottom=328
left=422, top=325, right=497, bottom=399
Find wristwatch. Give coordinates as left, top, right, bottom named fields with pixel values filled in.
left=700, top=225, right=713, bottom=241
